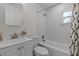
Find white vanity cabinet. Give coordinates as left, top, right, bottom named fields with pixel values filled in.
left=20, top=41, right=33, bottom=56
left=0, top=39, right=33, bottom=56
left=0, top=45, right=20, bottom=56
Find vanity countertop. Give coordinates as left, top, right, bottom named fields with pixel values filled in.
left=0, top=37, right=32, bottom=50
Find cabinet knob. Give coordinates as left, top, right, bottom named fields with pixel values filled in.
left=18, top=48, right=21, bottom=50
left=21, top=46, right=24, bottom=48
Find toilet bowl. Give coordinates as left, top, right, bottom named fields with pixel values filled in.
left=34, top=46, right=49, bottom=56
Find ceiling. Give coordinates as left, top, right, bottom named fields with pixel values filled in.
left=39, top=3, right=58, bottom=9
left=7, top=3, right=23, bottom=9
left=7, top=3, right=58, bottom=10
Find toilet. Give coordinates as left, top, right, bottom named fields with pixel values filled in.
left=34, top=46, right=49, bottom=56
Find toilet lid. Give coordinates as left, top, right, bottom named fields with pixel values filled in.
left=34, top=46, right=48, bottom=55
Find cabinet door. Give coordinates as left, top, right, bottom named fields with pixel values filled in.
left=5, top=5, right=23, bottom=25
left=0, top=45, right=20, bottom=56
left=21, top=41, right=33, bottom=56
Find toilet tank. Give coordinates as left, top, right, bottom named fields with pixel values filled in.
left=29, top=35, right=39, bottom=47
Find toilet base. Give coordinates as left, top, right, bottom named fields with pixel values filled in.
left=33, top=46, right=49, bottom=56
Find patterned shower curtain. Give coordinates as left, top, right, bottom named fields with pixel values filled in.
left=70, top=3, right=79, bottom=56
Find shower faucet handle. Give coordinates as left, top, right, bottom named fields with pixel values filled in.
left=42, top=35, right=44, bottom=39
left=42, top=35, right=46, bottom=42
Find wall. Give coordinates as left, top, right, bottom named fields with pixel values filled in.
left=46, top=3, right=73, bottom=46
left=0, top=3, right=44, bottom=40
left=36, top=10, right=46, bottom=41
left=0, top=3, right=73, bottom=46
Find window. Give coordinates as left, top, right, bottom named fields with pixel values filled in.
left=63, top=11, right=72, bottom=24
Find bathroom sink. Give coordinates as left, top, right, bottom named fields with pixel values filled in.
left=10, top=37, right=32, bottom=43
left=0, top=37, right=32, bottom=49
left=19, top=37, right=32, bottom=42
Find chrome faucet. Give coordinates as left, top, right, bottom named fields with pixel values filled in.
left=10, top=33, right=18, bottom=39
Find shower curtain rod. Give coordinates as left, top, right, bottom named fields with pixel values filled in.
left=37, top=3, right=61, bottom=14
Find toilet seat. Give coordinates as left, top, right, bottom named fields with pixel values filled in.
left=34, top=46, right=49, bottom=56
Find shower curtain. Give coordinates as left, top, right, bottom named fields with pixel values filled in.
left=70, top=3, right=79, bottom=56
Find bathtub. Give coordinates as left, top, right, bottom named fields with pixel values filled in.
left=38, top=40, right=70, bottom=56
